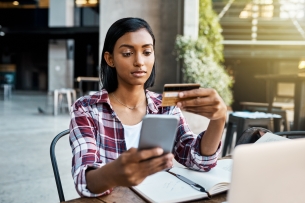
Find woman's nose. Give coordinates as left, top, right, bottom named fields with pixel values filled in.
left=133, top=53, right=144, bottom=67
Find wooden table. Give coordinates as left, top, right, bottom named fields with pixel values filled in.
left=255, top=73, right=305, bottom=130
left=240, top=101, right=294, bottom=111
left=75, top=77, right=100, bottom=96
left=66, top=156, right=232, bottom=203
left=65, top=186, right=227, bottom=203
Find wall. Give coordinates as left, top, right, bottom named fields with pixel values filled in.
left=48, top=40, right=74, bottom=90
left=48, top=0, right=74, bottom=91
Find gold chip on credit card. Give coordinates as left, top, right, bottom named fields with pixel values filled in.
left=161, top=83, right=200, bottom=107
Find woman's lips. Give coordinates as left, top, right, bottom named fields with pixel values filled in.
left=131, top=71, right=147, bottom=77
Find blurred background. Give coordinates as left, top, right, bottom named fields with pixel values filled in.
left=0, top=0, right=304, bottom=202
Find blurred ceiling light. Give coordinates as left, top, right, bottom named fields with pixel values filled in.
left=252, top=12, right=259, bottom=18
left=0, top=31, right=5, bottom=36
left=280, top=1, right=305, bottom=19
left=252, top=19, right=258, bottom=25
left=75, top=0, right=87, bottom=5
left=239, top=11, right=250, bottom=18
left=239, top=4, right=253, bottom=18
left=252, top=5, right=259, bottom=11
left=299, top=60, right=305, bottom=69
left=13, top=1, right=19, bottom=6
left=88, top=0, right=98, bottom=4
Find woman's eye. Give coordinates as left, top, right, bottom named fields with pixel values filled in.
left=144, top=51, right=152, bottom=56
left=122, top=52, right=132, bottom=57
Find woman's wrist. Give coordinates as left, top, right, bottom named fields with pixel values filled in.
left=86, top=161, right=118, bottom=194
left=210, top=115, right=226, bottom=126
left=200, top=116, right=226, bottom=156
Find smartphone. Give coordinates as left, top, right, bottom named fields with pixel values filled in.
left=138, top=114, right=179, bottom=154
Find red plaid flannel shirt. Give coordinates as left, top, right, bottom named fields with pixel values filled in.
left=69, top=89, right=220, bottom=197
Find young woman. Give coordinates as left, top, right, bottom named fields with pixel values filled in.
left=69, top=17, right=227, bottom=197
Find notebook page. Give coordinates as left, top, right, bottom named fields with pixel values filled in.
left=217, top=159, right=233, bottom=173
left=172, top=158, right=186, bottom=168
left=133, top=171, right=207, bottom=203
left=169, top=159, right=232, bottom=192
left=254, top=132, right=289, bottom=144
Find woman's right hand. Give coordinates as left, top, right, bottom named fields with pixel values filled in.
left=112, top=147, right=174, bottom=186
left=86, top=147, right=173, bottom=194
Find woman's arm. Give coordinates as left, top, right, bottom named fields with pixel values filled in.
left=177, top=88, right=227, bottom=156
left=200, top=116, right=226, bottom=155
left=70, top=100, right=107, bottom=197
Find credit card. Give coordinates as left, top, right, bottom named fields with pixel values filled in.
left=161, top=83, right=200, bottom=107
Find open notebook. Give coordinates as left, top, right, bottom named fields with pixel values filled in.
left=132, top=159, right=232, bottom=203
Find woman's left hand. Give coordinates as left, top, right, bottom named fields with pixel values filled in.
left=176, top=88, right=227, bottom=120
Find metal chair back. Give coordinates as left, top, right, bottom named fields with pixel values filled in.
left=50, top=129, right=70, bottom=202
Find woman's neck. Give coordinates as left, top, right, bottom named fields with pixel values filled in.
left=111, top=85, right=146, bottom=108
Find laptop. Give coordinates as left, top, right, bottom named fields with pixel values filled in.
left=227, top=138, right=305, bottom=203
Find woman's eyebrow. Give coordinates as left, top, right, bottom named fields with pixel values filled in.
left=142, top=44, right=153, bottom=48
left=119, top=44, right=133, bottom=49
left=118, top=44, right=153, bottom=49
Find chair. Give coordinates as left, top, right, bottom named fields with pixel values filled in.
left=240, top=82, right=295, bottom=131
left=53, top=88, right=76, bottom=116
left=240, top=102, right=293, bottom=131
left=274, top=131, right=305, bottom=139
left=235, top=130, right=305, bottom=147
left=222, top=111, right=282, bottom=157
left=50, top=129, right=70, bottom=202
left=1, top=84, right=12, bottom=100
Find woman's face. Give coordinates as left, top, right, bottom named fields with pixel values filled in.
left=105, top=28, right=155, bottom=88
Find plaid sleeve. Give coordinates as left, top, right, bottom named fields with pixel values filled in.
left=69, top=100, right=111, bottom=197
left=171, top=106, right=221, bottom=172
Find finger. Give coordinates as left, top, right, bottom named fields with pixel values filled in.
left=179, top=88, right=216, bottom=99
left=135, top=147, right=164, bottom=162
left=141, top=153, right=174, bottom=175
left=149, top=161, right=173, bottom=175
left=183, top=107, right=215, bottom=114
left=127, top=147, right=138, bottom=153
left=183, top=105, right=219, bottom=112
left=182, top=108, right=213, bottom=117
left=180, top=96, right=217, bottom=107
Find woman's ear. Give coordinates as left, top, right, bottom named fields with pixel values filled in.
left=104, top=52, right=115, bottom=68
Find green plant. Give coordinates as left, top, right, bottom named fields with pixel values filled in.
left=175, top=0, right=234, bottom=105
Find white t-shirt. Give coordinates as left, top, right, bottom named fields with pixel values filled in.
left=122, top=121, right=142, bottom=150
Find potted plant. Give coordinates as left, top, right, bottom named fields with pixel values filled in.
left=175, top=0, right=234, bottom=106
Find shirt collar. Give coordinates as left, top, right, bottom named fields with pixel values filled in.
left=84, top=89, right=111, bottom=106
left=145, top=89, right=162, bottom=113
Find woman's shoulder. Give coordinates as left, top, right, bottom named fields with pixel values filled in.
left=74, top=89, right=110, bottom=108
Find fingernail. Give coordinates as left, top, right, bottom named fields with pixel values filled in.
left=157, top=148, right=163, bottom=154
left=179, top=92, right=184, bottom=98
